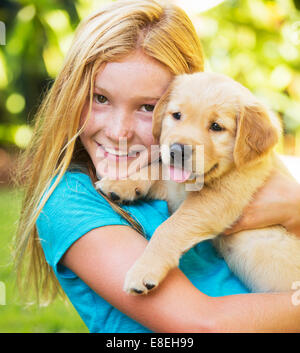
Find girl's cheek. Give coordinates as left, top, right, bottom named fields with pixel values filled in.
left=145, top=133, right=155, bottom=147
left=80, top=106, right=109, bottom=135
left=79, top=101, right=90, bottom=128
left=137, top=118, right=155, bottom=146
left=80, top=102, right=101, bottom=129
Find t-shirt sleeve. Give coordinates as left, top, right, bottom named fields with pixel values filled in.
left=36, top=171, right=130, bottom=278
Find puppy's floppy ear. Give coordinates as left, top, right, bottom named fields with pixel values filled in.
left=152, top=82, right=174, bottom=142
left=234, top=102, right=280, bottom=167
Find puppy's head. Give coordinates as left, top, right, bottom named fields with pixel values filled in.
left=153, top=72, right=281, bottom=183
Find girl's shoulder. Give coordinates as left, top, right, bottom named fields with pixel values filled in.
left=45, top=165, right=99, bottom=202
left=41, top=167, right=118, bottom=217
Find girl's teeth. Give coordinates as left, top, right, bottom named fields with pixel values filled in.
left=98, top=144, right=142, bottom=157
left=105, top=147, right=128, bottom=156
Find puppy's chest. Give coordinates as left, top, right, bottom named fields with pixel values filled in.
left=166, top=181, right=187, bottom=214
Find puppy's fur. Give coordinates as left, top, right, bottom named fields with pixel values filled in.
left=97, top=72, right=300, bottom=295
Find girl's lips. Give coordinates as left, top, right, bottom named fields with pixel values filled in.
left=95, top=142, right=140, bottom=161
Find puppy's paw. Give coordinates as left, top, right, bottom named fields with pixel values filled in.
left=123, top=261, right=167, bottom=295
left=95, top=178, right=151, bottom=204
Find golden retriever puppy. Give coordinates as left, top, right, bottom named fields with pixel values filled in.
left=97, top=72, right=300, bottom=295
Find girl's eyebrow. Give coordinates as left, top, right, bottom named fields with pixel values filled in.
left=94, top=85, right=111, bottom=96
left=134, top=95, right=161, bottom=101
left=94, top=85, right=161, bottom=101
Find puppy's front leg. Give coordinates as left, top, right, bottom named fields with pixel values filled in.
left=96, top=161, right=161, bottom=204
left=123, top=192, right=226, bottom=295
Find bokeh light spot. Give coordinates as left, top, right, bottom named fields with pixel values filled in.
left=14, top=125, right=33, bottom=149
left=6, top=94, right=25, bottom=114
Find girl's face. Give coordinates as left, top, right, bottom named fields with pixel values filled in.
left=80, top=50, right=173, bottom=179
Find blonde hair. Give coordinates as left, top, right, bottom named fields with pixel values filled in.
left=14, top=0, right=204, bottom=303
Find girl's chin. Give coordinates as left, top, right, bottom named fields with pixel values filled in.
left=94, top=158, right=143, bottom=180
left=97, top=169, right=129, bottom=180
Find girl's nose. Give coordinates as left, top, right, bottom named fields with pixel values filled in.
left=104, top=111, right=134, bottom=142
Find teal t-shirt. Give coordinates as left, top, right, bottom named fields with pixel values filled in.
left=36, top=170, right=250, bottom=333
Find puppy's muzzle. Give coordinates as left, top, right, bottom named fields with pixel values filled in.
left=169, top=143, right=193, bottom=167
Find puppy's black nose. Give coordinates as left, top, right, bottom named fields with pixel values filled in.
left=170, top=143, right=192, bottom=164
left=170, top=143, right=184, bottom=162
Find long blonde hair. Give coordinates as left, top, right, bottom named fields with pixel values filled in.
left=14, top=0, right=204, bottom=303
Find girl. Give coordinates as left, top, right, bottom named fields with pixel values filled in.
left=15, top=0, right=300, bottom=333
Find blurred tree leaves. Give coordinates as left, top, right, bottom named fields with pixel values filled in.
left=0, top=0, right=299, bottom=153
left=0, top=0, right=80, bottom=149
left=294, top=0, right=300, bottom=10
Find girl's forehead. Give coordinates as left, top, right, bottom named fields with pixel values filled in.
left=94, top=51, right=173, bottom=96
left=96, top=51, right=171, bottom=78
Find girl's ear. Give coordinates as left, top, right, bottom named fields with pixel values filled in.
left=152, top=82, right=174, bottom=143
left=233, top=102, right=280, bottom=167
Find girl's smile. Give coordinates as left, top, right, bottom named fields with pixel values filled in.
left=95, top=142, right=142, bottom=160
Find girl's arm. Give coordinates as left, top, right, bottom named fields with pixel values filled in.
left=224, top=168, right=300, bottom=237
left=61, top=224, right=300, bottom=333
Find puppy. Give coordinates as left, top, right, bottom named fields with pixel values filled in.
left=97, top=72, right=300, bottom=295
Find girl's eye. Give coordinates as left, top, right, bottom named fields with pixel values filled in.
left=141, top=104, right=155, bottom=112
left=209, top=122, right=224, bottom=132
left=94, top=94, right=108, bottom=104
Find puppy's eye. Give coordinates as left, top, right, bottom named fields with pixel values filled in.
left=209, top=122, right=224, bottom=132
left=172, top=112, right=181, bottom=120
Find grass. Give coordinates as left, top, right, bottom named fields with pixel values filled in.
left=0, top=187, right=89, bottom=333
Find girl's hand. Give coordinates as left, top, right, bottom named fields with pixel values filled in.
left=224, top=169, right=300, bottom=237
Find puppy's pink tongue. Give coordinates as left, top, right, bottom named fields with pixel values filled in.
left=169, top=165, right=192, bottom=183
